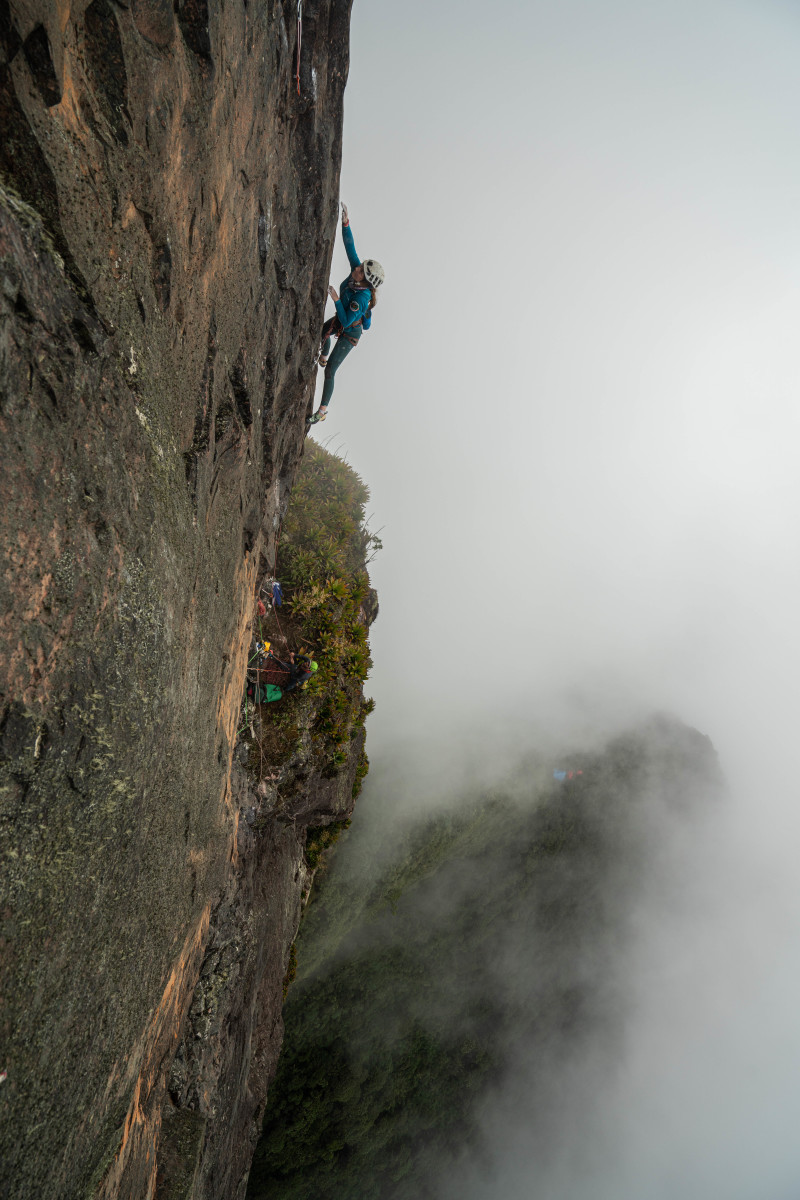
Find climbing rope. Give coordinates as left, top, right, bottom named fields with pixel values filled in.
left=266, top=512, right=287, bottom=643
left=295, top=0, right=302, bottom=95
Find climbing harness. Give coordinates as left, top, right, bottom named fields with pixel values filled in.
left=296, top=0, right=302, bottom=95
left=323, top=316, right=361, bottom=349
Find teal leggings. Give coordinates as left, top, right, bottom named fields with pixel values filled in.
left=320, top=325, right=359, bottom=409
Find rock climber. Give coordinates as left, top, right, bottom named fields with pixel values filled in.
left=283, top=652, right=318, bottom=692
left=307, top=203, right=384, bottom=426
left=246, top=652, right=317, bottom=703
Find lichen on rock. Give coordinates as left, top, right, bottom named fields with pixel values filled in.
left=0, top=0, right=361, bottom=1196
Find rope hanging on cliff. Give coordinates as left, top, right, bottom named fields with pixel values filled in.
left=296, top=0, right=302, bottom=95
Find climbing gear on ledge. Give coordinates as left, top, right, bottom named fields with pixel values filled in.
left=259, top=579, right=283, bottom=610
left=362, top=259, right=385, bottom=288
left=248, top=680, right=284, bottom=704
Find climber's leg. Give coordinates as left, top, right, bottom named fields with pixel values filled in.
left=319, top=336, right=355, bottom=411
left=319, top=317, right=337, bottom=367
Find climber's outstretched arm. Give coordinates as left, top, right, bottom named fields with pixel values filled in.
left=340, top=203, right=361, bottom=269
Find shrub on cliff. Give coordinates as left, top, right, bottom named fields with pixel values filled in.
left=280, top=441, right=381, bottom=590
left=248, top=444, right=378, bottom=776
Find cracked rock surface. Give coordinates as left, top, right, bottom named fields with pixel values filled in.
left=0, top=1, right=356, bottom=1196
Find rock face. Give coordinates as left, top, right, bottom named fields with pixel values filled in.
left=0, top=1, right=356, bottom=1196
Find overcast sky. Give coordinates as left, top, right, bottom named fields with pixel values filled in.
left=308, top=1, right=800, bottom=1195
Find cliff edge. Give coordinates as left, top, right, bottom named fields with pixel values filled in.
left=0, top=1, right=358, bottom=1196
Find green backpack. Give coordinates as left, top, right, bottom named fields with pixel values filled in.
left=255, top=683, right=283, bottom=703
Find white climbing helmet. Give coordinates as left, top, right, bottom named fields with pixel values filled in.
left=362, top=259, right=385, bottom=288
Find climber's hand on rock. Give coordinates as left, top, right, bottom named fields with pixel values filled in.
left=328, top=285, right=339, bottom=302
left=341, top=202, right=349, bottom=226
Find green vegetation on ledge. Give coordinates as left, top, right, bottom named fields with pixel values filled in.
left=244, top=442, right=378, bottom=789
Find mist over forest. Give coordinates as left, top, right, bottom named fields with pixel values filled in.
left=303, top=5, right=800, bottom=1193
left=249, top=716, right=723, bottom=1200
left=3, top=0, right=800, bottom=1193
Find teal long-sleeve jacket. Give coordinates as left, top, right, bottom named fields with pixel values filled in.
left=333, top=222, right=372, bottom=334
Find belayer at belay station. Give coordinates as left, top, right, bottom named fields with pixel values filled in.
left=307, top=203, right=385, bottom=426
left=247, top=653, right=318, bottom=704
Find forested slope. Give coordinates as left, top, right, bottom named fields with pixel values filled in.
left=250, top=718, right=722, bottom=1200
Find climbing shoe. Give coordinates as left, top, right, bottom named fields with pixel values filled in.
left=307, top=409, right=327, bottom=425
